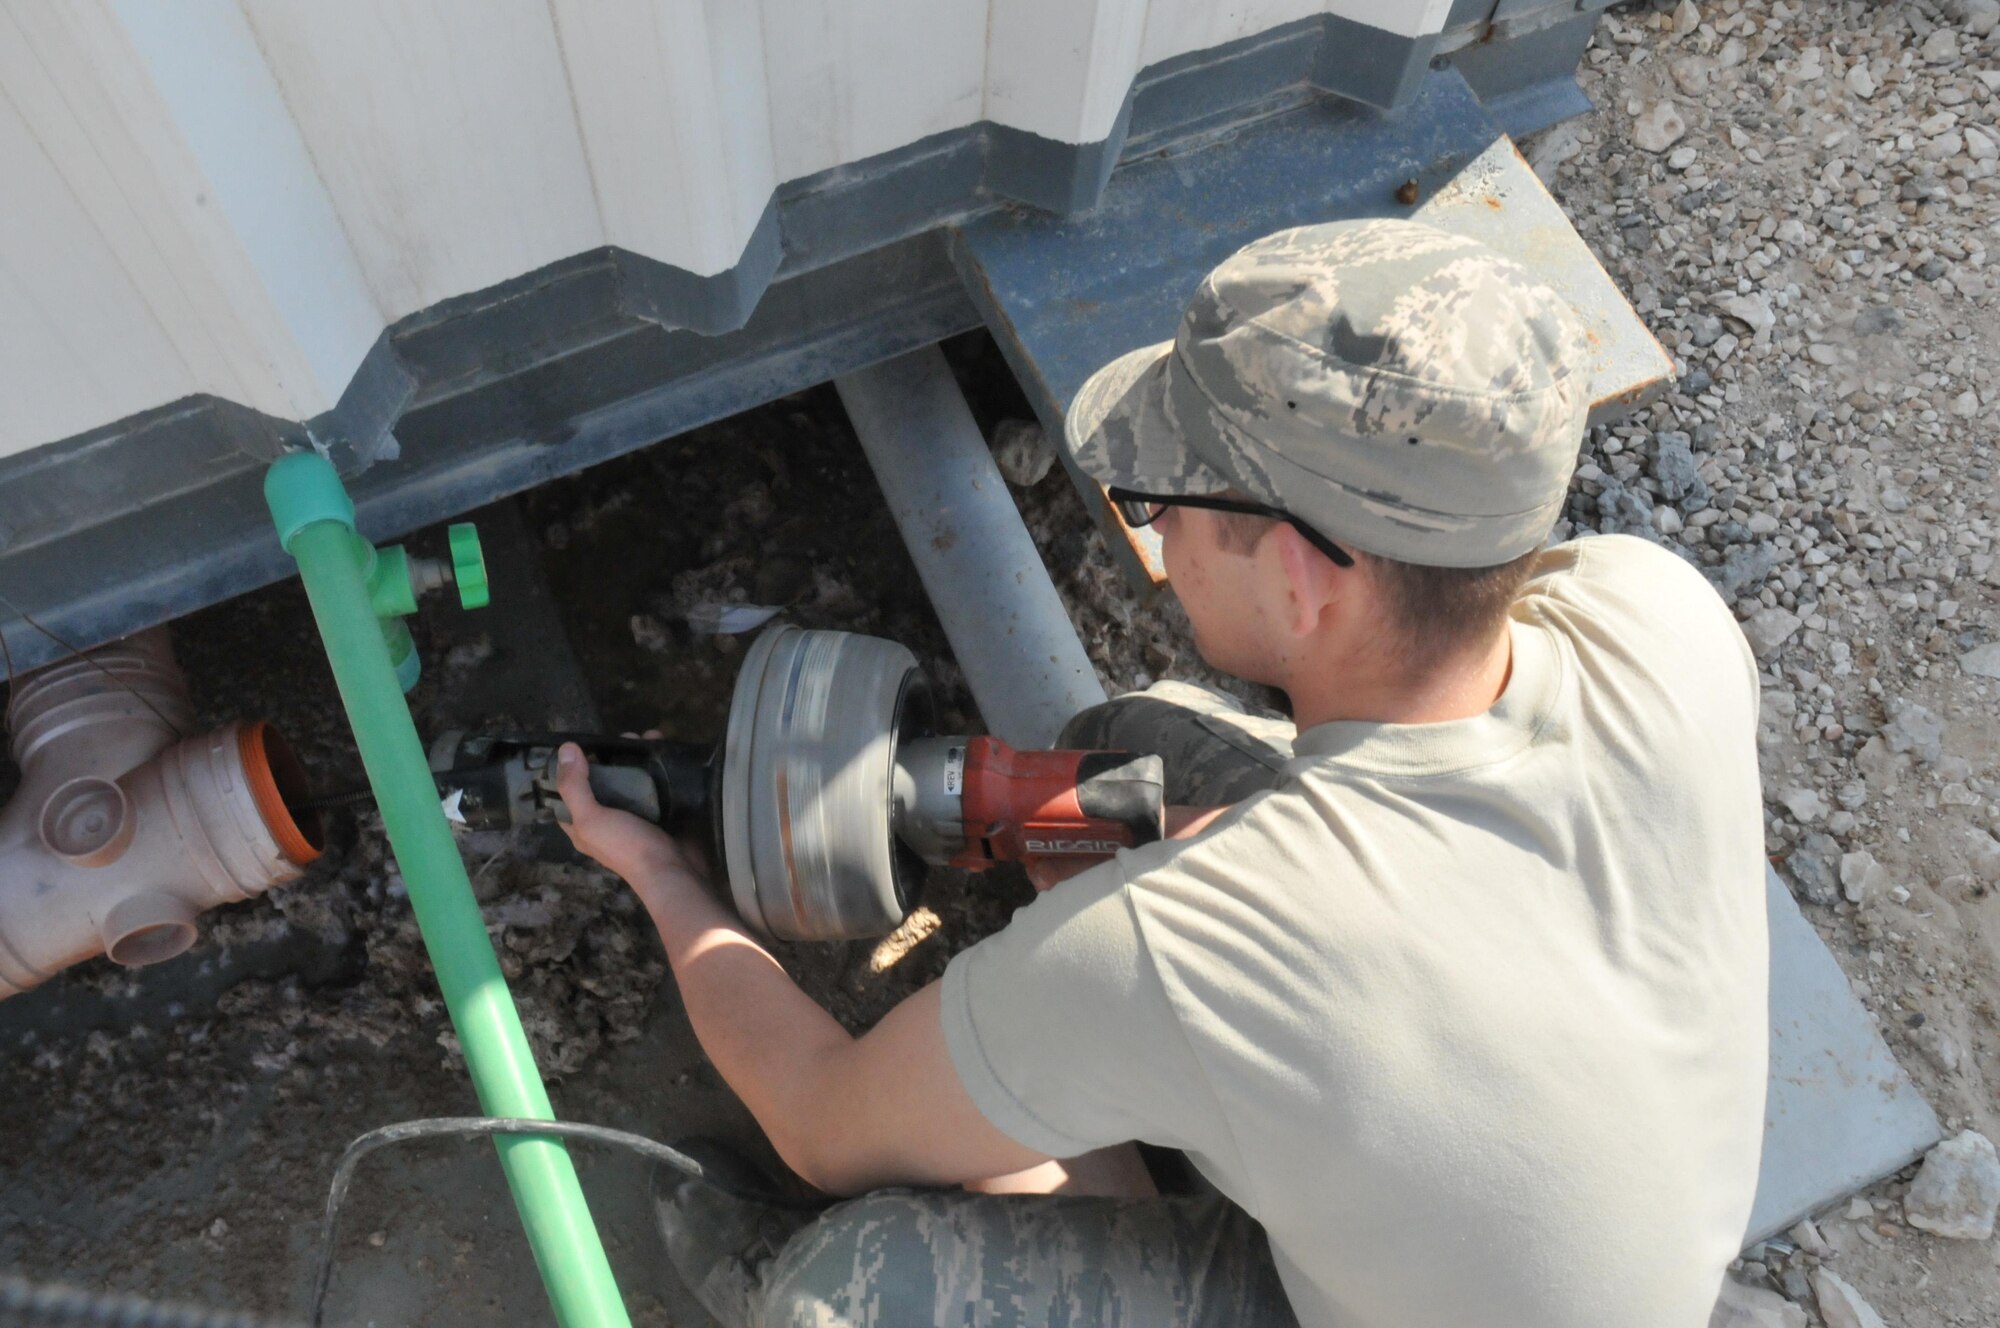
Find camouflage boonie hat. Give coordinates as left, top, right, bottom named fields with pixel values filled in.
left=1064, top=219, right=1593, bottom=568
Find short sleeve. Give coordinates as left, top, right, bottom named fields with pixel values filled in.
left=939, top=862, right=1211, bottom=1160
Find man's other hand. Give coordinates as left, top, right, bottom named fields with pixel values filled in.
left=553, top=739, right=706, bottom=892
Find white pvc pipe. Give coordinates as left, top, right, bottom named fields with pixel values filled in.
left=835, top=345, right=1105, bottom=749
left=0, top=628, right=322, bottom=997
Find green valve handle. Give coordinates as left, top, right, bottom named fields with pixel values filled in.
left=449, top=523, right=489, bottom=610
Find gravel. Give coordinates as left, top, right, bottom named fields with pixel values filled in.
left=1548, top=6, right=2000, bottom=1319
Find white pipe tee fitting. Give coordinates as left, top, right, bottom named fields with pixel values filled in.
left=0, top=628, right=323, bottom=997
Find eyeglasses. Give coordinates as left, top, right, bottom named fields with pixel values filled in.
left=1106, top=487, right=1355, bottom=568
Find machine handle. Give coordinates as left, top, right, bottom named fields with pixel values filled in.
left=952, top=738, right=1165, bottom=868
left=1070, top=751, right=1167, bottom=847
left=540, top=761, right=661, bottom=825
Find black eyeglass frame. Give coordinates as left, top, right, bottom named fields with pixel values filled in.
left=1105, top=486, right=1355, bottom=568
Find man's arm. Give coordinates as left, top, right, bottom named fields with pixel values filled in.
left=553, top=743, right=1047, bottom=1195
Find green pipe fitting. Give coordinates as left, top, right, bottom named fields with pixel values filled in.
left=266, top=455, right=490, bottom=694
left=450, top=523, right=490, bottom=609
left=368, top=543, right=420, bottom=619
left=263, top=452, right=630, bottom=1328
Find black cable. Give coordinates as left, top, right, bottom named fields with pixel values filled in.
left=311, top=1116, right=826, bottom=1328
left=0, top=1274, right=291, bottom=1328
left=296, top=788, right=377, bottom=814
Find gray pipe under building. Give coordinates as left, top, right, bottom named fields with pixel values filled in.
left=835, top=346, right=1106, bottom=749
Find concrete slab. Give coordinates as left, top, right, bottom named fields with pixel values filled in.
left=1751, top=866, right=1940, bottom=1240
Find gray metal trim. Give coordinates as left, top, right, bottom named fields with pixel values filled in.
left=315, top=331, right=416, bottom=470
left=1446, top=0, right=1497, bottom=29
left=988, top=100, right=1131, bottom=217
left=0, top=9, right=1609, bottom=672
left=0, top=234, right=978, bottom=674
left=615, top=192, right=786, bottom=336
left=1312, top=19, right=1440, bottom=111
left=1443, top=12, right=1601, bottom=140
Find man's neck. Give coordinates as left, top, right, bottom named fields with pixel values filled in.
left=1285, top=626, right=1515, bottom=732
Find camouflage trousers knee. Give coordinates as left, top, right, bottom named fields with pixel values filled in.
left=668, top=683, right=1302, bottom=1327
left=671, top=1184, right=1299, bottom=1328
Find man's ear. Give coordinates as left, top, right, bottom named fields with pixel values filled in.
left=1269, top=523, right=1347, bottom=638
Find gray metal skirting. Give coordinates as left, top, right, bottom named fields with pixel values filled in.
left=0, top=9, right=1605, bottom=675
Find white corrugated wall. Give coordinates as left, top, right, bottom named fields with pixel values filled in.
left=0, top=0, right=1453, bottom=460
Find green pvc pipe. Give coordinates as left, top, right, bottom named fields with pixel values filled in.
left=265, top=454, right=630, bottom=1328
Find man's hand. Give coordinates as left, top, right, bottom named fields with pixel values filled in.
left=552, top=739, right=706, bottom=893
left=553, top=738, right=1048, bottom=1198
left=1023, top=804, right=1231, bottom=890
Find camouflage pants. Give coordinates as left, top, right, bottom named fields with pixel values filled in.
left=676, top=682, right=1301, bottom=1328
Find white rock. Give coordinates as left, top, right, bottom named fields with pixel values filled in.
left=1846, top=62, right=1879, bottom=99
left=1673, top=0, right=1701, bottom=37
left=1962, top=828, right=2000, bottom=885
left=1904, top=1130, right=2000, bottom=1240
left=1913, top=1025, right=1962, bottom=1075
left=1922, top=27, right=1960, bottom=62
left=1968, top=125, right=2000, bottom=160
left=628, top=613, right=671, bottom=654
left=1788, top=1218, right=1834, bottom=1259
left=1954, top=389, right=1981, bottom=416
left=1668, top=145, right=1699, bottom=171
left=1812, top=1271, right=1887, bottom=1328
left=1965, top=0, right=2000, bottom=37
left=1710, top=1278, right=1807, bottom=1328
left=1670, top=54, right=1716, bottom=96
left=1839, top=850, right=1889, bottom=903
left=1634, top=100, right=1689, bottom=153
left=1713, top=291, right=1777, bottom=340
left=1741, top=607, right=1802, bottom=659
left=1654, top=505, right=1684, bottom=536
left=1526, top=119, right=1586, bottom=182
left=989, top=418, right=1056, bottom=487
left=1884, top=702, right=1946, bottom=763
left=1783, top=787, right=1828, bottom=822
left=1961, top=641, right=2000, bottom=679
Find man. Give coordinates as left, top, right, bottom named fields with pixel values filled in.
left=555, top=219, right=1770, bottom=1327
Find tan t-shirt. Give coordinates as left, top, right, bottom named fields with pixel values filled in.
left=941, top=535, right=1769, bottom=1328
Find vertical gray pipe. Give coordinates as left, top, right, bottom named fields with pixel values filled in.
left=835, top=346, right=1105, bottom=748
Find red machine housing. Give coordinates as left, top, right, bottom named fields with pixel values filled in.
left=949, top=736, right=1164, bottom=870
